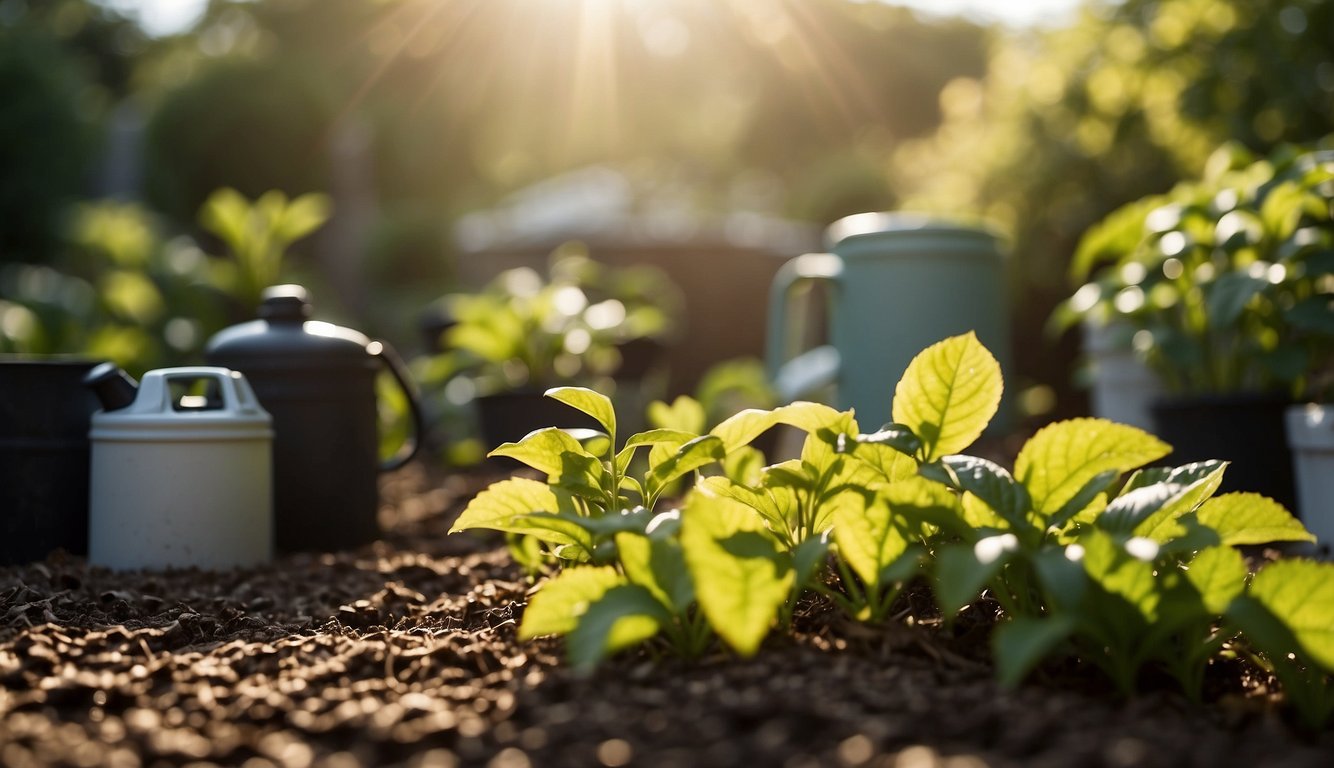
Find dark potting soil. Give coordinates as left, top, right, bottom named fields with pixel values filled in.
left=2, top=464, right=1331, bottom=768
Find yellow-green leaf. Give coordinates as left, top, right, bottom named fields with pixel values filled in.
left=891, top=332, right=1002, bottom=461
left=490, top=427, right=602, bottom=480
left=1249, top=559, right=1334, bottom=672
left=546, top=387, right=616, bottom=440
left=647, top=395, right=706, bottom=434
left=519, top=566, right=624, bottom=639
left=566, top=584, right=669, bottom=671
left=830, top=487, right=908, bottom=590
left=1015, top=419, right=1170, bottom=519
left=710, top=401, right=845, bottom=454
left=1184, top=546, right=1247, bottom=615
left=680, top=493, right=792, bottom=656
left=450, top=477, right=573, bottom=534
left=1195, top=493, right=1315, bottom=546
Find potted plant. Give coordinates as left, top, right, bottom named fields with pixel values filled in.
left=420, top=245, right=680, bottom=452
left=1054, top=139, right=1334, bottom=513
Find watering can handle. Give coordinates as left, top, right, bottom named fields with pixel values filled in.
left=371, top=340, right=424, bottom=472
left=765, top=252, right=844, bottom=382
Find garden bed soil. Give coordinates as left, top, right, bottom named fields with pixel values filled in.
left=3, top=463, right=1332, bottom=768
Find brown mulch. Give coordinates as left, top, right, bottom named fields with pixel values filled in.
left=3, top=464, right=1332, bottom=768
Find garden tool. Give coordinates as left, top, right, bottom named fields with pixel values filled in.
left=87, top=365, right=273, bottom=570
left=204, top=284, right=423, bottom=552
left=766, top=212, right=1014, bottom=431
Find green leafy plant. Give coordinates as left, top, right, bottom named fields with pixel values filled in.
left=450, top=332, right=1334, bottom=727
left=1054, top=139, right=1334, bottom=398
left=198, top=187, right=332, bottom=314
left=423, top=246, right=680, bottom=400
left=1, top=190, right=330, bottom=376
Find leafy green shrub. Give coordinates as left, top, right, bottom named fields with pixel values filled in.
left=421, top=246, right=679, bottom=398
left=0, top=25, right=98, bottom=261
left=0, top=189, right=329, bottom=376
left=451, top=332, right=1334, bottom=726
left=1054, top=139, right=1334, bottom=398
left=143, top=57, right=335, bottom=227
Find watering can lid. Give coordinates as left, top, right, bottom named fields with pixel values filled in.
left=204, top=285, right=376, bottom=369
left=824, top=212, right=1003, bottom=249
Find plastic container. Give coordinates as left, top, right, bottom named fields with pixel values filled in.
left=1287, top=403, right=1334, bottom=545
left=767, top=213, right=1012, bottom=431
left=204, top=285, right=421, bottom=553
left=0, top=357, right=102, bottom=565
left=88, top=367, right=273, bottom=570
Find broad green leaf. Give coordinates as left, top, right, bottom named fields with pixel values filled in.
left=932, top=536, right=1018, bottom=618
left=852, top=423, right=923, bottom=458
left=563, top=507, right=655, bottom=537
left=198, top=187, right=249, bottom=251
left=1047, top=470, right=1119, bottom=531
left=1206, top=272, right=1268, bottom=328
left=681, top=493, right=793, bottom=656
left=1031, top=547, right=1088, bottom=612
left=800, top=411, right=858, bottom=477
left=647, top=395, right=707, bottom=435
left=891, top=332, right=1003, bottom=461
left=994, top=616, right=1077, bottom=688
left=446, top=321, right=520, bottom=363
left=1079, top=529, right=1160, bottom=623
left=1098, top=483, right=1190, bottom=535
left=566, top=584, right=670, bottom=671
left=816, top=454, right=887, bottom=527
left=490, top=427, right=601, bottom=480
left=450, top=477, right=576, bottom=533
left=1195, top=493, right=1315, bottom=546
left=1128, top=465, right=1229, bottom=542
left=721, top=445, right=766, bottom=486
left=500, top=512, right=596, bottom=559
left=961, top=493, right=1009, bottom=532
left=1121, top=461, right=1228, bottom=494
left=935, top=455, right=1031, bottom=531
left=710, top=401, right=845, bottom=454
left=1248, top=559, right=1334, bottom=672
left=1015, top=419, right=1170, bottom=519
left=1183, top=546, right=1247, bottom=615
left=102, top=270, right=165, bottom=324
left=696, top=476, right=791, bottom=539
left=884, top=475, right=972, bottom=541
left=616, top=532, right=694, bottom=613
left=645, top=435, right=725, bottom=504
left=831, top=487, right=909, bottom=590
left=616, top=429, right=697, bottom=475
left=1259, top=180, right=1306, bottom=240
left=843, top=439, right=919, bottom=483
left=519, top=566, right=624, bottom=639
left=546, top=387, right=616, bottom=439
left=276, top=192, right=332, bottom=243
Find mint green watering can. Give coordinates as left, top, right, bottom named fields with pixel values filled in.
left=766, top=213, right=1013, bottom=431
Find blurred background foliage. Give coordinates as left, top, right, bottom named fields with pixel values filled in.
left=1, top=0, right=1331, bottom=415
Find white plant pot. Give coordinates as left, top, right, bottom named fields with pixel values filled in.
left=1081, top=321, right=1164, bottom=432
left=1287, top=403, right=1334, bottom=546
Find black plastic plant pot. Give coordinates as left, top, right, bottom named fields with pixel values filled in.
left=1150, top=392, right=1297, bottom=514
left=613, top=337, right=668, bottom=382
left=0, top=357, right=104, bottom=565
left=475, top=391, right=601, bottom=460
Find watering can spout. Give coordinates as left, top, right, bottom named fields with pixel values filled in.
left=83, top=362, right=139, bottom=412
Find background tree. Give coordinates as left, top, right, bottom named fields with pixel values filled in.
left=891, top=0, right=1334, bottom=415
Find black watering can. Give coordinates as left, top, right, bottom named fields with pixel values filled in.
left=204, top=285, right=423, bottom=552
